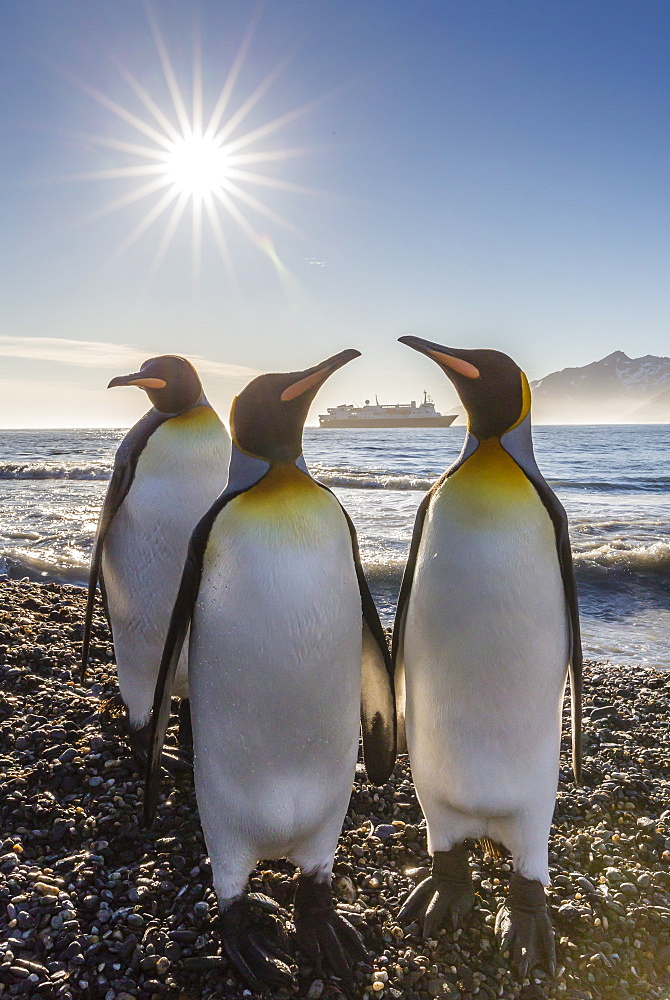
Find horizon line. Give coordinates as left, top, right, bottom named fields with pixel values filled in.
left=0, top=421, right=669, bottom=430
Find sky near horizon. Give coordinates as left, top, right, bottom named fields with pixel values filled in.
left=1, top=0, right=668, bottom=427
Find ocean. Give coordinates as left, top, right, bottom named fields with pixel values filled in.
left=0, top=425, right=668, bottom=669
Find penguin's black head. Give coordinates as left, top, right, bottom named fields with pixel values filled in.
left=108, top=355, right=203, bottom=414
left=232, top=349, right=361, bottom=463
left=399, top=336, right=531, bottom=440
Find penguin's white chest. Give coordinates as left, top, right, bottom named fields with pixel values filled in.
left=404, top=441, right=569, bottom=813
left=189, top=466, right=362, bottom=857
left=102, top=409, right=230, bottom=717
left=104, top=409, right=229, bottom=618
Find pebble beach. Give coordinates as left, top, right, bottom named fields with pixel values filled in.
left=2, top=578, right=670, bottom=1000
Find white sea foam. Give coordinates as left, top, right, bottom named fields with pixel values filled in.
left=0, top=462, right=111, bottom=480
left=573, top=540, right=670, bottom=574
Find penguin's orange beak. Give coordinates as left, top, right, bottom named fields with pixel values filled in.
left=108, top=372, right=167, bottom=390
left=399, top=336, right=480, bottom=379
left=280, top=348, right=361, bottom=402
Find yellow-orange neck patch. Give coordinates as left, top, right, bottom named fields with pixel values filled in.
left=235, top=463, right=331, bottom=517
left=436, top=438, right=536, bottom=520
left=217, top=463, right=340, bottom=545
left=507, top=371, right=532, bottom=432
left=171, top=404, right=219, bottom=426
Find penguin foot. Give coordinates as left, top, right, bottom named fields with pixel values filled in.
left=398, top=845, right=475, bottom=937
left=220, top=892, right=297, bottom=992
left=495, top=873, right=556, bottom=979
left=294, top=872, right=367, bottom=988
left=127, top=710, right=192, bottom=773
left=127, top=719, right=152, bottom=761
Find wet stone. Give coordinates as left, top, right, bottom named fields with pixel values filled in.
left=3, top=582, right=670, bottom=1000
left=375, top=824, right=397, bottom=842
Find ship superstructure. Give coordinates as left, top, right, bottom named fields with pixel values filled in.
left=319, top=392, right=456, bottom=428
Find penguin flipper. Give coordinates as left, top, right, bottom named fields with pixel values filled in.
left=551, top=507, right=583, bottom=785
left=321, top=492, right=397, bottom=784
left=563, top=530, right=583, bottom=785
left=392, top=492, right=431, bottom=754
left=343, top=504, right=396, bottom=785
left=81, top=410, right=168, bottom=681
left=524, top=474, right=583, bottom=784
left=144, top=541, right=202, bottom=826
left=360, top=617, right=396, bottom=785
left=81, top=459, right=132, bottom=681
left=143, top=485, right=249, bottom=825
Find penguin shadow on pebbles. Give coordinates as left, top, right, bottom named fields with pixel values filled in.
left=393, top=338, right=582, bottom=982
left=81, top=355, right=231, bottom=766
left=144, top=350, right=397, bottom=993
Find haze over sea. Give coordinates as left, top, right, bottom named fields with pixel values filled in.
left=0, top=425, right=668, bottom=669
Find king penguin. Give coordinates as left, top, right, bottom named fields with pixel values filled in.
left=144, top=349, right=396, bottom=991
left=394, top=337, right=582, bottom=979
left=81, top=355, right=231, bottom=753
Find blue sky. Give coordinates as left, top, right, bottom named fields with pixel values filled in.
left=1, top=0, right=668, bottom=426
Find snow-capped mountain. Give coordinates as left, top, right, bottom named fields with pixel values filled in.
left=530, top=351, right=670, bottom=423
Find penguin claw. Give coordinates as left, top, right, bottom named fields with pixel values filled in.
left=220, top=895, right=298, bottom=991
left=424, top=885, right=465, bottom=937
left=397, top=877, right=437, bottom=924
left=495, top=874, right=556, bottom=979
left=223, top=939, right=296, bottom=992
left=294, top=874, right=367, bottom=987
left=398, top=847, right=475, bottom=936
left=295, top=909, right=366, bottom=987
left=248, top=934, right=296, bottom=983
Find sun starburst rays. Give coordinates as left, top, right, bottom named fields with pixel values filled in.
left=61, top=11, right=329, bottom=286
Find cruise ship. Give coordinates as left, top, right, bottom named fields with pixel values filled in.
left=318, top=392, right=457, bottom=428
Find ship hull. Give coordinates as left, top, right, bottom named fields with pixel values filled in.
left=319, top=415, right=457, bottom=428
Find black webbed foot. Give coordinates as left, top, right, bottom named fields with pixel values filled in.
left=127, top=719, right=151, bottom=761
left=129, top=703, right=193, bottom=773
left=127, top=720, right=190, bottom=772
left=495, top=872, right=556, bottom=979
left=398, top=845, right=475, bottom=937
left=220, top=893, right=297, bottom=992
left=294, top=872, right=367, bottom=988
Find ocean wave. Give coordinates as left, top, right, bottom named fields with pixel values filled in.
left=314, top=468, right=435, bottom=491
left=0, top=552, right=89, bottom=587
left=573, top=541, right=670, bottom=577
left=361, top=544, right=670, bottom=589
left=314, top=468, right=670, bottom=494
left=549, top=477, right=670, bottom=494
left=0, top=463, right=111, bottom=481
left=362, top=558, right=405, bottom=586
left=1, top=458, right=668, bottom=495
left=2, top=536, right=668, bottom=595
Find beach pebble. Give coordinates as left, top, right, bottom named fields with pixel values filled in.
left=2, top=581, right=670, bottom=1000
left=334, top=874, right=357, bottom=902
left=375, top=824, right=397, bottom=842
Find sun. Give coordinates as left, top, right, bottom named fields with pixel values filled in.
left=62, top=9, right=326, bottom=284
left=163, top=133, right=231, bottom=200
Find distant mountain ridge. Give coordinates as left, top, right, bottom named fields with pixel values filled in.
left=530, top=351, right=670, bottom=424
